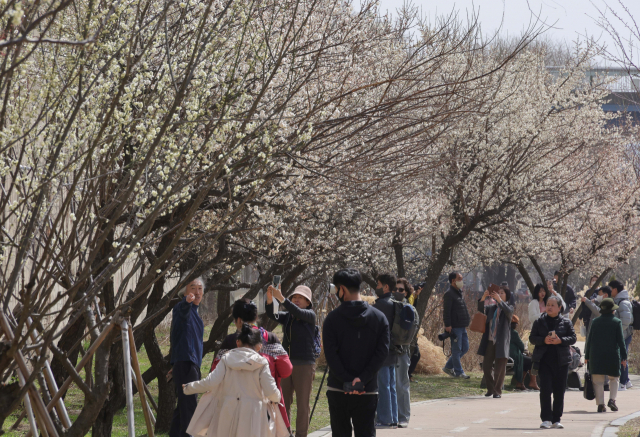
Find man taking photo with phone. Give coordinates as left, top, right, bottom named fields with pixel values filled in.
left=323, top=268, right=389, bottom=437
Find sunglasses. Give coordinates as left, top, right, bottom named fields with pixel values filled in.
left=397, top=287, right=405, bottom=292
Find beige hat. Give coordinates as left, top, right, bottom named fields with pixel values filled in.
left=291, top=285, right=313, bottom=305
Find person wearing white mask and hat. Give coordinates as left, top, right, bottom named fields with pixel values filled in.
left=267, top=283, right=317, bottom=437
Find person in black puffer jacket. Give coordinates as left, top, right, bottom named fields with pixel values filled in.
left=529, top=295, right=577, bottom=430
left=266, top=284, right=317, bottom=437
left=442, top=272, right=471, bottom=379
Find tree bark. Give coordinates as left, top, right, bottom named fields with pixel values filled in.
left=144, top=327, right=175, bottom=434
left=393, top=230, right=405, bottom=278
left=515, top=260, right=535, bottom=296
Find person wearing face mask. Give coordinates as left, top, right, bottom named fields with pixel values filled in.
left=323, top=268, right=389, bottom=437
left=442, top=272, right=471, bottom=379
left=266, top=284, right=317, bottom=437
left=372, top=273, right=400, bottom=428
left=608, top=280, right=634, bottom=391
left=580, top=286, right=610, bottom=337
left=394, top=278, right=414, bottom=428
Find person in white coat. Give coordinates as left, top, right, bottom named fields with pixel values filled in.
left=183, top=324, right=283, bottom=437
left=528, top=282, right=567, bottom=324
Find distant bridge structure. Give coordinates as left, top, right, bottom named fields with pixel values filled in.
left=548, top=66, right=640, bottom=116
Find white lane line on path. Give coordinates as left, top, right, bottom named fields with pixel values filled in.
left=497, top=410, right=513, bottom=414
left=472, top=418, right=489, bottom=423
left=450, top=427, right=469, bottom=433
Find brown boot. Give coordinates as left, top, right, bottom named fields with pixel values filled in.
left=527, top=372, right=540, bottom=391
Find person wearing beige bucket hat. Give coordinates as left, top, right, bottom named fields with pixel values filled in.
left=267, top=284, right=318, bottom=437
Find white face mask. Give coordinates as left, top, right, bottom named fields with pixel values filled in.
left=455, top=280, right=464, bottom=289
left=596, top=295, right=604, bottom=303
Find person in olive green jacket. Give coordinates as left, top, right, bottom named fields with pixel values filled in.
left=509, top=316, right=538, bottom=390
left=584, top=298, right=628, bottom=413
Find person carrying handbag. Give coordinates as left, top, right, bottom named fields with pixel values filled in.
left=584, top=298, right=628, bottom=413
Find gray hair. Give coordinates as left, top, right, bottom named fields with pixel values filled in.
left=547, top=295, right=562, bottom=306
left=178, top=276, right=206, bottom=296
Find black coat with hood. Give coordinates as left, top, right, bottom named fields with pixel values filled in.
left=323, top=300, right=390, bottom=393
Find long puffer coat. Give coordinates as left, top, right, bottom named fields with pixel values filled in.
left=184, top=347, right=281, bottom=437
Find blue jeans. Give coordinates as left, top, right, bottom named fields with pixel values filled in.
left=376, top=365, right=397, bottom=424
left=395, top=352, right=411, bottom=424
left=620, top=333, right=633, bottom=384
left=444, top=327, right=470, bottom=376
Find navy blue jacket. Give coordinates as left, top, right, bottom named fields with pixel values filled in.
left=170, top=298, right=204, bottom=367
left=323, top=301, right=389, bottom=393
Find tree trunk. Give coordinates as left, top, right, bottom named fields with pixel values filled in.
left=414, top=243, right=453, bottom=325
left=50, top=308, right=86, bottom=391
left=515, top=260, right=535, bottom=295
left=506, top=264, right=516, bottom=293
left=91, top=340, right=125, bottom=437
left=393, top=230, right=405, bottom=278
left=144, top=326, right=175, bottom=434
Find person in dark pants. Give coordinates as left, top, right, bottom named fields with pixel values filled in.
left=529, top=295, right=577, bottom=430
left=323, top=268, right=389, bottom=437
left=373, top=272, right=399, bottom=428
left=477, top=286, right=513, bottom=398
left=169, top=278, right=205, bottom=437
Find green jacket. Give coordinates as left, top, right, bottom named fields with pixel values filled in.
left=584, top=313, right=627, bottom=376
left=509, top=329, right=525, bottom=383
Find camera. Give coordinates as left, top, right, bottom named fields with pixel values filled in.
left=438, top=330, right=458, bottom=342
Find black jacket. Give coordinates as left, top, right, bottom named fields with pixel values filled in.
left=529, top=313, right=577, bottom=366
left=373, top=293, right=398, bottom=367
left=266, top=298, right=317, bottom=365
left=443, top=285, right=470, bottom=329
left=323, top=301, right=389, bottom=393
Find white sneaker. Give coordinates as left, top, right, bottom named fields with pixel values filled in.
left=626, top=381, right=633, bottom=389
left=619, top=385, right=627, bottom=391
left=552, top=422, right=564, bottom=429
left=540, top=421, right=552, bottom=429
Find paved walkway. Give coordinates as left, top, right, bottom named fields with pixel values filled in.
left=376, top=374, right=640, bottom=437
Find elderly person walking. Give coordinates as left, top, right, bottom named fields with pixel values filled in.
left=169, top=278, right=205, bottom=437
left=584, top=298, right=628, bottom=412
left=267, top=284, right=317, bottom=437
left=477, top=286, right=514, bottom=398
left=529, top=296, right=577, bottom=429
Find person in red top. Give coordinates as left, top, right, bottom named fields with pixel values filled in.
left=211, top=298, right=293, bottom=432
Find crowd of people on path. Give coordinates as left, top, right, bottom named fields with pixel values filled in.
left=441, top=271, right=636, bottom=430
left=165, top=267, right=636, bottom=437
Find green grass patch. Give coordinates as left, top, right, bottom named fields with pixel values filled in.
left=3, top=322, right=516, bottom=435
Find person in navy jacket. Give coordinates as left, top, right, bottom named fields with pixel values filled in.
left=169, top=278, right=204, bottom=437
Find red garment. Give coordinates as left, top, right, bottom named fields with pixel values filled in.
left=263, top=353, right=293, bottom=428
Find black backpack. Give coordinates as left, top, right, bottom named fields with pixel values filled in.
left=631, top=300, right=640, bottom=330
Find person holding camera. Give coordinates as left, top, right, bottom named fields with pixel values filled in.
left=323, top=268, right=389, bottom=437
left=266, top=284, right=316, bottom=437
left=584, top=298, right=628, bottom=412
left=477, top=285, right=514, bottom=398
left=529, top=295, right=577, bottom=429
left=169, top=278, right=205, bottom=437
left=442, top=272, right=471, bottom=379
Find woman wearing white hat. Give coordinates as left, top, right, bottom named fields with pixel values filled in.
left=267, top=284, right=318, bottom=437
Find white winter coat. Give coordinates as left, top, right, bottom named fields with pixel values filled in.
left=183, top=347, right=281, bottom=437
